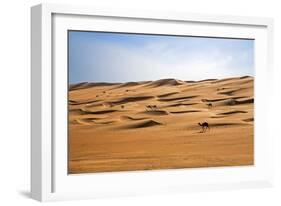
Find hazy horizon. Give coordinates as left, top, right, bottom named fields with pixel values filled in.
left=68, top=31, right=254, bottom=84
left=69, top=75, right=254, bottom=85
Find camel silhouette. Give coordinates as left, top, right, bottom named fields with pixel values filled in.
left=146, top=105, right=152, bottom=110
left=207, top=103, right=212, bottom=108
left=146, top=105, right=157, bottom=111
left=198, top=122, right=210, bottom=132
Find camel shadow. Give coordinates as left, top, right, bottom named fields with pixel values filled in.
left=193, top=130, right=207, bottom=134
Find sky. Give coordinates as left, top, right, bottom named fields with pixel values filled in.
left=68, top=31, right=254, bottom=84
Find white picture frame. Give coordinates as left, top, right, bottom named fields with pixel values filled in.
left=31, top=3, right=274, bottom=202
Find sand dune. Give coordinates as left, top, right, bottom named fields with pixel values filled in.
left=123, top=119, right=163, bottom=129
left=73, top=118, right=93, bottom=125
left=213, top=77, right=239, bottom=83
left=170, top=110, right=202, bottom=114
left=114, top=81, right=142, bottom=88
left=240, top=75, right=252, bottom=79
left=243, top=118, right=254, bottom=122
left=120, top=115, right=148, bottom=121
left=197, top=78, right=218, bottom=82
left=236, top=98, right=254, bottom=104
left=158, top=95, right=199, bottom=102
left=210, top=115, right=227, bottom=119
left=140, top=110, right=169, bottom=116
left=145, top=78, right=185, bottom=87
left=79, top=109, right=118, bottom=115
left=218, top=110, right=248, bottom=115
left=93, top=120, right=118, bottom=125
left=217, top=88, right=242, bottom=96
left=157, top=92, right=179, bottom=98
left=110, top=95, right=155, bottom=105
left=69, top=99, right=101, bottom=105
left=163, top=102, right=198, bottom=108
left=69, top=82, right=119, bottom=91
left=69, top=76, right=254, bottom=174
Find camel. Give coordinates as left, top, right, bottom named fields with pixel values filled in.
left=198, top=122, right=210, bottom=132
left=146, top=105, right=152, bottom=110
left=146, top=105, right=158, bottom=111
left=207, top=103, right=212, bottom=108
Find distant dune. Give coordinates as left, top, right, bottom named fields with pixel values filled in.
left=69, top=82, right=120, bottom=91
left=68, top=76, right=254, bottom=174
left=145, top=78, right=185, bottom=87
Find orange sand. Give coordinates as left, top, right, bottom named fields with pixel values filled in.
left=68, top=76, right=254, bottom=174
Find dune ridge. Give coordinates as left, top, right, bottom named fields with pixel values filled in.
left=145, top=78, right=185, bottom=87
left=69, top=82, right=120, bottom=91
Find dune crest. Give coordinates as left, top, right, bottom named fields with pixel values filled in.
left=69, top=82, right=120, bottom=91
left=145, top=78, right=186, bottom=87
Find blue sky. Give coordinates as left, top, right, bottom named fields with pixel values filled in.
left=68, top=31, right=254, bottom=84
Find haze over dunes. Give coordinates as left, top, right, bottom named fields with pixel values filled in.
left=68, top=76, right=254, bottom=174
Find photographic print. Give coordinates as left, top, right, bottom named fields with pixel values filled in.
left=68, top=31, right=254, bottom=174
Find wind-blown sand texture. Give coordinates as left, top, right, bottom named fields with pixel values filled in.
left=68, top=76, right=254, bottom=174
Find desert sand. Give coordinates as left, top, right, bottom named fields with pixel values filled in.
left=68, top=76, right=254, bottom=174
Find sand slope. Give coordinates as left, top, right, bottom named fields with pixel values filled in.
left=69, top=76, right=254, bottom=174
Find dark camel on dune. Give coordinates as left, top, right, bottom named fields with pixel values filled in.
left=207, top=103, right=212, bottom=108
left=198, top=122, right=210, bottom=132
left=146, top=105, right=157, bottom=111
